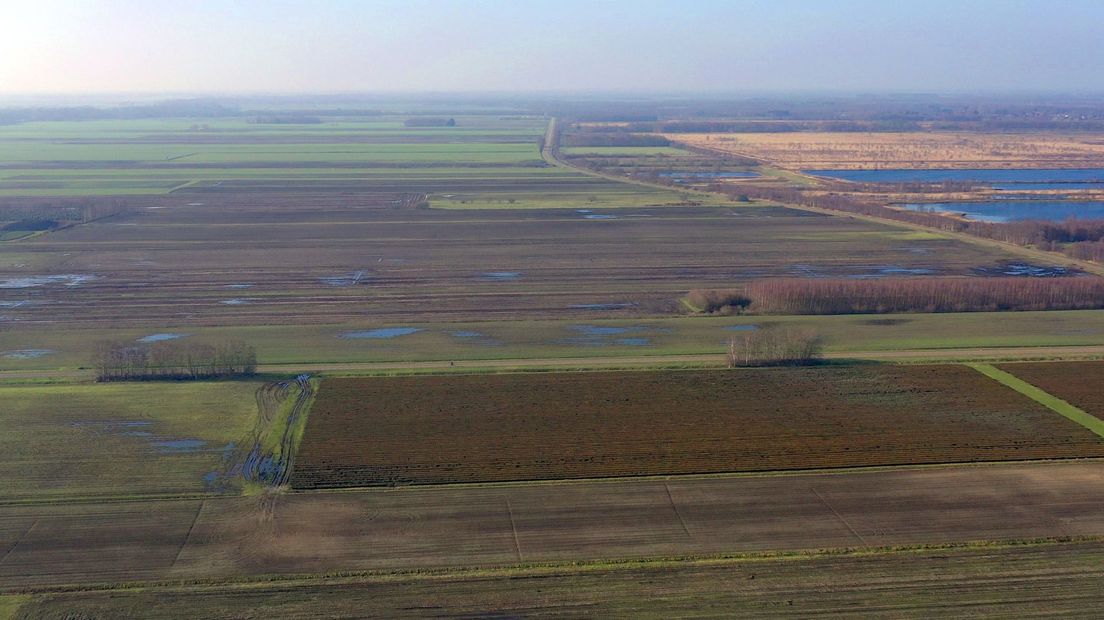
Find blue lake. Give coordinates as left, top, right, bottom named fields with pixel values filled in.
left=903, top=201, right=1104, bottom=223
left=805, top=168, right=1104, bottom=185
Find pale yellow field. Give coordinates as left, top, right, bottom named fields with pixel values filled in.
left=668, top=131, right=1104, bottom=169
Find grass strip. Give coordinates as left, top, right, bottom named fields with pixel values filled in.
left=968, top=363, right=1104, bottom=438
left=0, top=595, right=28, bottom=620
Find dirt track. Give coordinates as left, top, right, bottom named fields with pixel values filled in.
left=5, top=461, right=1104, bottom=588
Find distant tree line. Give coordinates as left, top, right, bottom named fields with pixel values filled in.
left=250, top=114, right=322, bottom=124
left=404, top=117, right=456, bottom=127
left=689, top=277, right=1104, bottom=316
left=93, top=339, right=257, bottom=382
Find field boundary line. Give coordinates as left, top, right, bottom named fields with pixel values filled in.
left=664, top=483, right=692, bottom=539
left=968, top=363, right=1104, bottom=439
left=0, top=519, right=37, bottom=567
left=171, top=500, right=206, bottom=569
left=291, top=458, right=1104, bottom=496
left=505, top=497, right=523, bottom=562
left=810, top=487, right=868, bottom=546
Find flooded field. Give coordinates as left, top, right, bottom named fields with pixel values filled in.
left=904, top=200, right=1104, bottom=223
left=339, top=327, right=422, bottom=340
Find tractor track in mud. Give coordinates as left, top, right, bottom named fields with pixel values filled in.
left=212, top=375, right=314, bottom=492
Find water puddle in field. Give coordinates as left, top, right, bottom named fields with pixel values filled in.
left=572, top=325, right=636, bottom=336
left=225, top=283, right=253, bottom=289
left=1, top=349, right=54, bottom=360
left=974, top=262, right=1075, bottom=277
left=339, top=327, right=422, bottom=340
left=582, top=214, right=618, bottom=220
left=449, top=330, right=502, bottom=346
left=723, top=325, right=760, bottom=331
left=569, top=302, right=636, bottom=310
left=0, top=300, right=30, bottom=308
left=847, top=265, right=938, bottom=279
left=320, top=271, right=366, bottom=287
left=875, top=266, right=936, bottom=275
left=70, top=420, right=219, bottom=454
left=0, top=274, right=96, bottom=289
left=138, top=332, right=189, bottom=343
left=220, top=298, right=256, bottom=305
left=151, top=439, right=208, bottom=453
left=788, top=264, right=822, bottom=277
left=559, top=324, right=665, bottom=347
left=480, top=271, right=521, bottom=281
left=790, top=263, right=938, bottom=279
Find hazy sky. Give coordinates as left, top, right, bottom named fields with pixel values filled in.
left=2, top=0, right=1103, bottom=95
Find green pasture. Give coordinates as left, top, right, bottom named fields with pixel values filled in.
left=3, top=310, right=1104, bottom=372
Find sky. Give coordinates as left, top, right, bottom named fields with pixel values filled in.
left=1, top=0, right=1103, bottom=95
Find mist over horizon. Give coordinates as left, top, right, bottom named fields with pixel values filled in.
left=3, top=0, right=1104, bottom=96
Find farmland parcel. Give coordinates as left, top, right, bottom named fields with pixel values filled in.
left=291, top=366, right=1104, bottom=488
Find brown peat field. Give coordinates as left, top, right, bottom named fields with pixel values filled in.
left=291, top=366, right=1104, bottom=487
left=6, top=109, right=1104, bottom=617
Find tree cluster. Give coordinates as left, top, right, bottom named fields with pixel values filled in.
left=93, top=339, right=257, bottom=382
left=727, top=327, right=823, bottom=367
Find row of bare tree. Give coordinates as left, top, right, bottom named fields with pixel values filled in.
left=690, top=277, right=1104, bottom=315
left=93, top=339, right=257, bottom=381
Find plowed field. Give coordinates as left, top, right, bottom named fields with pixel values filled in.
left=291, top=365, right=1104, bottom=488
left=998, top=361, right=1104, bottom=418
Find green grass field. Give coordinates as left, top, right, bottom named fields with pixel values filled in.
left=3, top=310, right=1103, bottom=372
left=0, top=381, right=260, bottom=501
